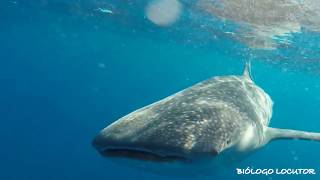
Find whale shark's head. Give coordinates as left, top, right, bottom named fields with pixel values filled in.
left=92, top=106, right=224, bottom=164
left=91, top=102, right=234, bottom=177
left=92, top=90, right=244, bottom=164
left=91, top=106, right=239, bottom=177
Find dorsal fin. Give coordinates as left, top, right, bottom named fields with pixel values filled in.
left=243, top=60, right=253, bottom=81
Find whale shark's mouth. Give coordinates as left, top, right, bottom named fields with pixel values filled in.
left=98, top=148, right=189, bottom=163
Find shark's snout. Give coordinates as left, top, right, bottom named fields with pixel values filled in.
left=92, top=133, right=109, bottom=151
left=92, top=129, right=190, bottom=163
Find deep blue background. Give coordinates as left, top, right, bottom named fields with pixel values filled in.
left=1, top=1, right=320, bottom=180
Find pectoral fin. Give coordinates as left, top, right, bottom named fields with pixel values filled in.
left=264, top=127, right=320, bottom=144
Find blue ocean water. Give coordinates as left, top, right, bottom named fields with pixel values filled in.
left=1, top=1, right=320, bottom=180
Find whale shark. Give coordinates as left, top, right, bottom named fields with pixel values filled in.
left=92, top=63, right=320, bottom=175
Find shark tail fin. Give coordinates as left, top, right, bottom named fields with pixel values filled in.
left=243, top=60, right=252, bottom=81
left=264, top=127, right=320, bottom=144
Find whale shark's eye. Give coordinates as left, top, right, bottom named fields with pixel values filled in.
left=227, top=140, right=231, bottom=145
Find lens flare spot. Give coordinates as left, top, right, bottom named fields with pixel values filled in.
left=146, top=0, right=182, bottom=27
